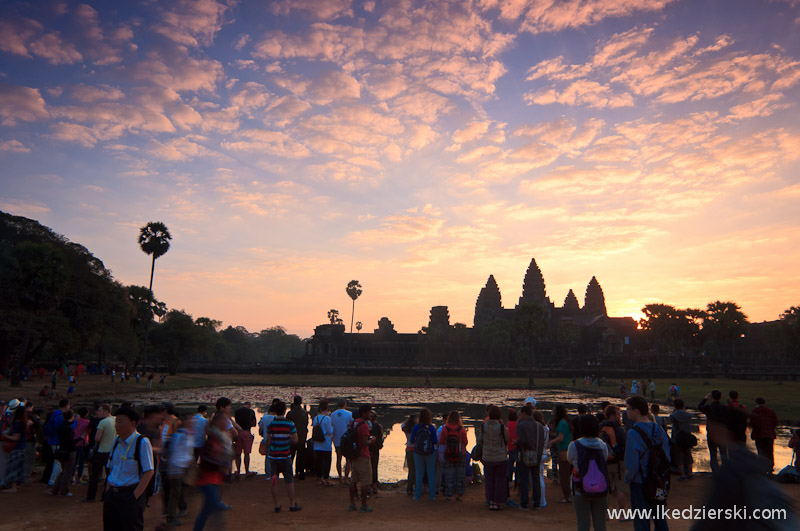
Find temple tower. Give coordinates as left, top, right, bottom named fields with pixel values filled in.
left=518, top=258, right=550, bottom=308
left=583, top=276, right=607, bottom=317
left=474, top=275, right=502, bottom=327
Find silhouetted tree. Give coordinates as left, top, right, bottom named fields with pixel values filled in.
left=328, top=309, right=341, bottom=325
left=779, top=306, right=800, bottom=361
left=702, top=301, right=748, bottom=373
left=640, top=304, right=702, bottom=369
left=138, top=221, right=171, bottom=370
left=355, top=321, right=363, bottom=333
left=514, top=303, right=549, bottom=388
left=5, top=242, right=70, bottom=385
left=346, top=280, right=362, bottom=333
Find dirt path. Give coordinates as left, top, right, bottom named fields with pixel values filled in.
left=2, top=472, right=798, bottom=531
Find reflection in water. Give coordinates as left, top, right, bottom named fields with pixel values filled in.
left=150, top=385, right=795, bottom=483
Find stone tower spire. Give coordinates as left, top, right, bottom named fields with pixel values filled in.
left=563, top=289, right=581, bottom=313
left=519, top=258, right=548, bottom=307
left=474, top=275, right=502, bottom=327
left=583, top=276, right=607, bottom=317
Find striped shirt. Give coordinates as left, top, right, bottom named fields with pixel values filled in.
left=266, top=417, right=296, bottom=459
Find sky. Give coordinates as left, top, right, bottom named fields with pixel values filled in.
left=1, top=0, right=799, bottom=338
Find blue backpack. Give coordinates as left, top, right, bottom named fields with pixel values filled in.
left=572, top=441, right=609, bottom=498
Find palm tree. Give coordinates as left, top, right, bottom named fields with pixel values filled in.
left=138, top=222, right=172, bottom=292
left=356, top=321, right=363, bottom=333
left=138, top=221, right=172, bottom=370
left=346, top=280, right=362, bottom=333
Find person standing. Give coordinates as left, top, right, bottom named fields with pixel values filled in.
left=698, top=390, right=728, bottom=472
left=549, top=404, right=573, bottom=503
left=402, top=413, right=418, bottom=496
left=164, top=415, right=194, bottom=526
left=193, top=405, right=209, bottom=458
left=312, top=400, right=334, bottom=486
left=265, top=401, right=301, bottom=513
left=515, top=405, right=545, bottom=509
left=51, top=409, right=78, bottom=497
left=410, top=408, right=438, bottom=502
left=750, top=397, right=778, bottom=471
left=479, top=405, right=510, bottom=511
left=438, top=410, right=467, bottom=501
left=84, top=403, right=115, bottom=503
left=725, top=391, right=748, bottom=445
left=369, top=410, right=384, bottom=495
left=348, top=405, right=376, bottom=512
left=233, top=401, right=257, bottom=477
left=668, top=399, right=694, bottom=481
left=568, top=415, right=609, bottom=531
left=103, top=409, right=154, bottom=531
left=0, top=401, right=27, bottom=492
left=43, top=399, right=70, bottom=486
left=649, top=380, right=656, bottom=400
left=286, top=396, right=309, bottom=480
left=600, top=405, right=628, bottom=514
left=331, top=399, right=353, bottom=483
left=625, top=396, right=671, bottom=531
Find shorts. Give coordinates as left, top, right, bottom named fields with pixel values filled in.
left=266, top=458, right=293, bottom=483
left=606, top=461, right=629, bottom=494
left=349, top=456, right=372, bottom=485
left=236, top=431, right=254, bottom=454
left=675, top=445, right=693, bottom=467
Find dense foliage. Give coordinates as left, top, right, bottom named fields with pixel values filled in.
left=0, top=212, right=305, bottom=381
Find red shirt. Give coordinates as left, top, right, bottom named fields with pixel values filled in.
left=355, top=419, right=371, bottom=459
left=507, top=420, right=518, bottom=452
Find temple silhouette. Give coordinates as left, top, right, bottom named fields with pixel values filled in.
left=305, top=258, right=638, bottom=369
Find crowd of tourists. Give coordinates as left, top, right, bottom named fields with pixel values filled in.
left=0, top=386, right=796, bottom=531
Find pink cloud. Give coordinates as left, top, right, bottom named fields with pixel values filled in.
left=0, top=140, right=31, bottom=153
left=221, top=129, right=311, bottom=158
left=269, top=0, right=354, bottom=20
left=0, top=83, right=49, bottom=125
left=0, top=18, right=42, bottom=57
left=29, top=32, right=82, bottom=64
left=153, top=0, right=230, bottom=47
left=70, top=84, right=125, bottom=103
left=491, top=0, right=677, bottom=34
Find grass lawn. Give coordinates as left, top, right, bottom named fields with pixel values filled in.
left=6, top=373, right=800, bottom=424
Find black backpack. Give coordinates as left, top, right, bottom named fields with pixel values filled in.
left=444, top=426, right=462, bottom=462
left=339, top=422, right=360, bottom=461
left=633, top=426, right=671, bottom=505
left=414, top=425, right=434, bottom=456
left=311, top=416, right=325, bottom=443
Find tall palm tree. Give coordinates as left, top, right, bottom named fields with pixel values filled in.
left=138, top=221, right=172, bottom=370
left=138, top=221, right=172, bottom=292
left=346, top=280, right=362, bottom=333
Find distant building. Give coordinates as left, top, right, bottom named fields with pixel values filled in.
left=306, top=257, right=639, bottom=369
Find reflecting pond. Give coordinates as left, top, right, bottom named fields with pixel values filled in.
left=142, top=385, right=796, bottom=483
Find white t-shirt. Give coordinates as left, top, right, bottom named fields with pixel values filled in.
left=330, top=409, right=353, bottom=447
left=97, top=416, right=117, bottom=453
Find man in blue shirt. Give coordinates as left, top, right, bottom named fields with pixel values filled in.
left=625, top=396, right=671, bottom=531
left=103, top=407, right=154, bottom=531
left=331, top=399, right=353, bottom=483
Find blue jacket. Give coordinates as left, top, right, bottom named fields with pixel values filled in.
left=624, top=421, right=671, bottom=485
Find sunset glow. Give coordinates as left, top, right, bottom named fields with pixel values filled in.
left=1, top=0, right=799, bottom=337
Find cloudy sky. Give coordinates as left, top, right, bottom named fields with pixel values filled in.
left=1, top=0, right=799, bottom=337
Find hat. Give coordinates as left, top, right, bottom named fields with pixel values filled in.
left=6, top=398, right=21, bottom=411
left=523, top=397, right=537, bottom=407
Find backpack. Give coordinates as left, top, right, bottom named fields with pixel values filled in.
left=414, top=425, right=434, bottom=456
left=572, top=440, right=609, bottom=498
left=339, top=422, right=360, bottom=461
left=311, top=416, right=325, bottom=443
left=675, top=430, right=698, bottom=449
left=599, top=425, right=622, bottom=463
left=443, top=426, right=462, bottom=462
left=633, top=426, right=671, bottom=505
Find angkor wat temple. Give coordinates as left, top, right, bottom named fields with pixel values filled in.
left=305, top=258, right=639, bottom=370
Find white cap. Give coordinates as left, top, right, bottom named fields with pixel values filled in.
left=523, top=397, right=537, bottom=406
left=6, top=398, right=21, bottom=411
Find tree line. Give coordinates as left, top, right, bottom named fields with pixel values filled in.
left=0, top=212, right=304, bottom=384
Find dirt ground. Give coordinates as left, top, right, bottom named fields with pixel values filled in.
left=2, top=470, right=798, bottom=531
